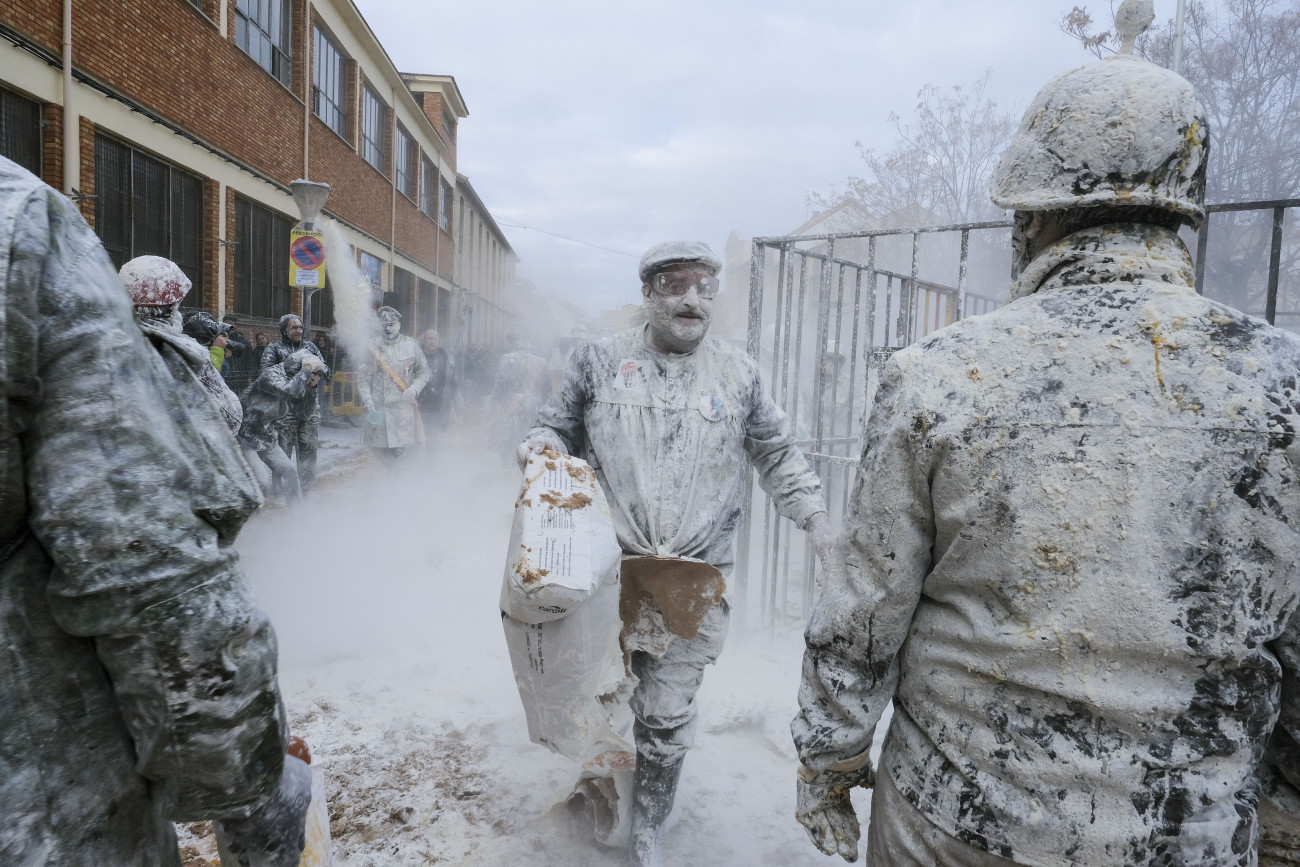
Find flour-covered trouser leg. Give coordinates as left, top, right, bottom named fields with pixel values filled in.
left=628, top=602, right=729, bottom=866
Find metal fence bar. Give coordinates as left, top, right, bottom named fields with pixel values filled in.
left=1266, top=206, right=1286, bottom=325
left=1194, top=217, right=1210, bottom=295
left=956, top=229, right=970, bottom=322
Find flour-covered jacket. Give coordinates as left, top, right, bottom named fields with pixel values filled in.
left=530, top=327, right=825, bottom=581
left=793, top=224, right=1300, bottom=866
left=137, top=313, right=243, bottom=434
left=0, top=158, right=286, bottom=864
left=261, top=335, right=329, bottom=415
left=239, top=360, right=317, bottom=453
left=357, top=335, right=430, bottom=449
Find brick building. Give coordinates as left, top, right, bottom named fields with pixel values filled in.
left=0, top=0, right=520, bottom=349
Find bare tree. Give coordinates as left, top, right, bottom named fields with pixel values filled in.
left=813, top=71, right=1018, bottom=228
left=1062, top=1, right=1300, bottom=319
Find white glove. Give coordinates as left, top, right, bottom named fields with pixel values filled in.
left=795, top=764, right=873, bottom=863
left=215, top=755, right=312, bottom=867
left=514, top=430, right=566, bottom=471
left=806, top=511, right=835, bottom=573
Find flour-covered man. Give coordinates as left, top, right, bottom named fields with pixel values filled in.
left=358, top=305, right=430, bottom=462
left=792, top=18, right=1300, bottom=867
left=520, top=240, right=833, bottom=866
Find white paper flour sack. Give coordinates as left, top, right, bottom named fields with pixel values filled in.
left=500, top=451, right=621, bottom=622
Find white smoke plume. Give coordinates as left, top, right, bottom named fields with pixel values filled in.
left=323, top=220, right=380, bottom=364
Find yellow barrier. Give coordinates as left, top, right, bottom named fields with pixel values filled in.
left=327, top=371, right=364, bottom=416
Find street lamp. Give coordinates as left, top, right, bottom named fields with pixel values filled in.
left=290, top=179, right=331, bottom=331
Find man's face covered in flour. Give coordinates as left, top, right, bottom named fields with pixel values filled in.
left=642, top=265, right=716, bottom=354
left=380, top=310, right=401, bottom=340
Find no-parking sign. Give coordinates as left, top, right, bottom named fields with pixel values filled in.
left=290, top=230, right=327, bottom=288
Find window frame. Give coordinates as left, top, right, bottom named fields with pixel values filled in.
left=313, top=24, right=347, bottom=137
left=234, top=0, right=292, bottom=88
left=438, top=176, right=453, bottom=232
left=420, top=156, right=437, bottom=218
left=361, top=83, right=386, bottom=172
left=395, top=123, right=417, bottom=201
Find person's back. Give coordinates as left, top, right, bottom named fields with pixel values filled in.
left=858, top=218, right=1300, bottom=863
left=793, top=19, right=1300, bottom=865
left=0, top=156, right=304, bottom=863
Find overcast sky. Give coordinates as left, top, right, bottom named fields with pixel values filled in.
left=355, top=0, right=1127, bottom=311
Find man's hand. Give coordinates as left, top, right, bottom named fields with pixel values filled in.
left=796, top=764, right=873, bottom=863
left=215, top=754, right=312, bottom=867
left=807, top=511, right=834, bottom=573
left=514, top=430, right=566, bottom=471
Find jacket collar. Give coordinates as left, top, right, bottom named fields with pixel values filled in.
left=1010, top=223, right=1196, bottom=302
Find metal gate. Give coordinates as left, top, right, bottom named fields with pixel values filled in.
left=733, top=219, right=1012, bottom=629
left=733, top=198, right=1300, bottom=630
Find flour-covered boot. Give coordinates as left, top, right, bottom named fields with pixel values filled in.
left=629, top=755, right=683, bottom=867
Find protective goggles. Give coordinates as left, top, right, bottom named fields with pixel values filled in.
left=650, top=271, right=720, bottom=300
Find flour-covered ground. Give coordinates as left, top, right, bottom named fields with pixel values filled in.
left=180, top=432, right=883, bottom=866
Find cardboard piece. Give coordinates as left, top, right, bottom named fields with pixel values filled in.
left=619, top=555, right=725, bottom=658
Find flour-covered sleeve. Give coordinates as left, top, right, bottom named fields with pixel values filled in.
left=407, top=344, right=431, bottom=399
left=16, top=188, right=286, bottom=821
left=742, top=357, right=825, bottom=529
left=527, top=341, right=591, bottom=455
left=1269, top=607, right=1300, bottom=791
left=792, top=356, right=934, bottom=773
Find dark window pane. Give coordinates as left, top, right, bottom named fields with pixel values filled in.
left=132, top=152, right=171, bottom=259
left=234, top=195, right=292, bottom=320
left=94, top=135, right=132, bottom=270
left=0, top=88, right=42, bottom=177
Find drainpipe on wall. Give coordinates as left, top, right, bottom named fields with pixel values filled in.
left=62, top=0, right=76, bottom=195
left=389, top=84, right=397, bottom=312
left=303, top=0, right=311, bottom=178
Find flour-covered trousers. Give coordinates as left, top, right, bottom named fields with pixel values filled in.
left=867, top=764, right=1022, bottom=867
left=628, top=601, right=730, bottom=765
left=273, top=407, right=320, bottom=492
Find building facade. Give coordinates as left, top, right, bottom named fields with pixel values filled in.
left=0, top=0, right=519, bottom=347
left=454, top=173, right=518, bottom=351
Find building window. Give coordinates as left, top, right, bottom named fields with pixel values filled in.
left=390, top=267, right=414, bottom=327
left=395, top=124, right=416, bottom=200
left=235, top=0, right=291, bottom=87
left=420, top=157, right=437, bottom=218
left=361, top=84, right=386, bottom=172
left=94, top=135, right=204, bottom=307
left=438, top=177, right=453, bottom=232
left=359, top=249, right=383, bottom=297
left=443, top=108, right=457, bottom=143
left=313, top=25, right=347, bottom=136
left=1, top=87, right=42, bottom=177
left=233, top=197, right=292, bottom=320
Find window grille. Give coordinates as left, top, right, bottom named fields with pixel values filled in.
left=94, top=135, right=203, bottom=307
left=235, top=0, right=291, bottom=87
left=313, top=26, right=347, bottom=136
left=233, top=196, right=292, bottom=319
left=0, top=87, right=41, bottom=177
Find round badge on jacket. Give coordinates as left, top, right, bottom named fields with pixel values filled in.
left=698, top=394, right=727, bottom=421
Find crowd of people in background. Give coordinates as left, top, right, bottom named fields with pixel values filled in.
left=145, top=295, right=584, bottom=504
